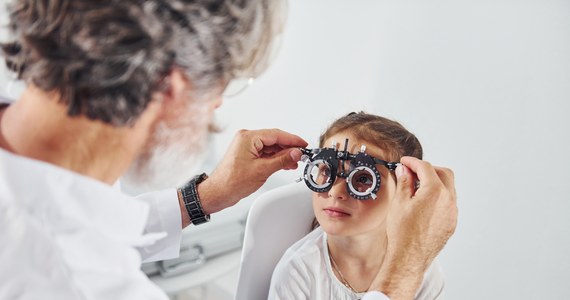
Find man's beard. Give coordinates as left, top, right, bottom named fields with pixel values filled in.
left=120, top=101, right=214, bottom=195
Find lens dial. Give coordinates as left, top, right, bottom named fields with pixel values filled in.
left=347, top=153, right=381, bottom=200
left=303, top=148, right=338, bottom=193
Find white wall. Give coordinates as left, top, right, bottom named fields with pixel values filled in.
left=2, top=0, right=569, bottom=299
left=211, top=0, right=570, bottom=299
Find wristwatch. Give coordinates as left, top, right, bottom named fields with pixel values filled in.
left=179, top=173, right=210, bottom=225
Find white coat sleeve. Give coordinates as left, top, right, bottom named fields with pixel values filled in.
left=134, top=189, right=183, bottom=263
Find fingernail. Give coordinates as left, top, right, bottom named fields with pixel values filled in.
left=395, top=165, right=404, bottom=178
left=290, top=149, right=301, bottom=161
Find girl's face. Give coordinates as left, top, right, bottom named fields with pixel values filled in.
left=312, top=132, right=397, bottom=237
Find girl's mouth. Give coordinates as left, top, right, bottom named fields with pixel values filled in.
left=323, top=207, right=351, bottom=217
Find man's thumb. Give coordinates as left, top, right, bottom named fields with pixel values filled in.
left=263, top=148, right=302, bottom=174
left=395, top=164, right=415, bottom=200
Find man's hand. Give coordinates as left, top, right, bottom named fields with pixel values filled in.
left=370, top=157, right=457, bottom=300
left=197, top=129, right=307, bottom=215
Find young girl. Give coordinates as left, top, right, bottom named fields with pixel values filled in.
left=268, top=112, right=445, bottom=299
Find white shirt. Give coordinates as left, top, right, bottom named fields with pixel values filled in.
left=269, top=228, right=445, bottom=300
left=0, top=148, right=183, bottom=299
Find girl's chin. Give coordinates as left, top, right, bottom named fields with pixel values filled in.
left=320, top=221, right=387, bottom=239
left=319, top=223, right=353, bottom=236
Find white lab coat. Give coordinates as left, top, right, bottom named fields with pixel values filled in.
left=0, top=147, right=391, bottom=300
left=0, top=148, right=180, bottom=299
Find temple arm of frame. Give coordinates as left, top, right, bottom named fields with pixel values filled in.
left=373, top=158, right=399, bottom=171
left=300, top=148, right=313, bottom=156
left=300, top=147, right=325, bottom=157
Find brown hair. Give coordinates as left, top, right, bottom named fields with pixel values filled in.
left=319, top=111, right=423, bottom=161
left=310, top=111, right=423, bottom=230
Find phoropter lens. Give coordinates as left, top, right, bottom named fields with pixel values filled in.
left=347, top=166, right=379, bottom=199
left=307, top=160, right=333, bottom=188
left=350, top=168, right=374, bottom=193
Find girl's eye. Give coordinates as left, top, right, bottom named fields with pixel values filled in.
left=350, top=169, right=375, bottom=193
left=358, top=176, right=372, bottom=184
left=318, top=164, right=330, bottom=176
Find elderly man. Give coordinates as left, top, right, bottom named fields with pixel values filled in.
left=0, top=0, right=456, bottom=299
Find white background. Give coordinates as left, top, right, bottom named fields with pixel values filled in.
left=2, top=1, right=570, bottom=299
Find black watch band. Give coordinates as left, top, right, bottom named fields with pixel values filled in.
left=180, top=173, right=210, bottom=225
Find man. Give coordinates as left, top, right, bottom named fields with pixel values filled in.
left=0, top=0, right=457, bottom=299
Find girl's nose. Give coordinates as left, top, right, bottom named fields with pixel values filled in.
left=327, top=178, right=349, bottom=201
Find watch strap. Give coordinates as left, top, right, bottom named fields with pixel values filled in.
left=180, top=173, right=210, bottom=225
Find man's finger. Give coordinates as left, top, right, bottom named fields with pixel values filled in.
left=260, top=148, right=301, bottom=175
left=261, top=145, right=285, bottom=155
left=434, top=167, right=454, bottom=188
left=435, top=167, right=456, bottom=199
left=400, top=156, right=442, bottom=187
left=254, top=129, right=308, bottom=148
left=289, top=148, right=303, bottom=162
left=394, top=164, right=415, bottom=201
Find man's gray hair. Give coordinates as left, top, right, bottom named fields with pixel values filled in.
left=1, top=0, right=284, bottom=125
